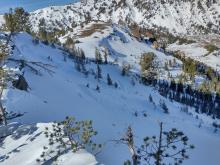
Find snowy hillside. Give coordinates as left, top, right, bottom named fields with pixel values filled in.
left=167, top=42, right=220, bottom=72
left=28, top=0, right=220, bottom=35
left=0, top=1, right=220, bottom=165
left=0, top=123, right=97, bottom=165
left=0, top=25, right=220, bottom=164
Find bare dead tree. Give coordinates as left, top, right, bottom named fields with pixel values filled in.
left=113, top=122, right=194, bottom=165
left=113, top=126, right=139, bottom=165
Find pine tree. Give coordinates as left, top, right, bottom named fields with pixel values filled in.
left=164, top=61, right=169, bottom=71
left=149, top=94, right=153, bottom=103
left=96, top=85, right=100, bottom=92
left=13, top=7, right=30, bottom=32
left=159, top=100, right=169, bottom=114
left=95, top=48, right=102, bottom=64
left=38, top=116, right=101, bottom=163
left=107, top=74, right=113, bottom=85
left=138, top=122, right=195, bottom=165
left=96, top=64, right=102, bottom=80
left=104, top=48, right=108, bottom=64
left=140, top=52, right=158, bottom=83
left=4, top=8, right=16, bottom=33
left=121, top=64, right=130, bottom=76
left=4, top=7, right=29, bottom=33
left=64, top=37, right=75, bottom=50
left=114, top=82, right=118, bottom=88
left=118, top=123, right=194, bottom=165
left=38, top=28, right=47, bottom=42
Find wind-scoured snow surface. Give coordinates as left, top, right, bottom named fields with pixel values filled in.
left=1, top=26, right=220, bottom=165
left=28, top=0, right=220, bottom=35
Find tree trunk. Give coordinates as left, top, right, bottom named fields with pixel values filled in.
left=127, top=126, right=138, bottom=165
left=132, top=153, right=138, bottom=165
left=0, top=87, right=7, bottom=125
left=156, top=122, right=163, bottom=165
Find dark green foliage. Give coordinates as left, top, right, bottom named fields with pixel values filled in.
left=104, top=48, right=108, bottom=64
left=96, top=64, right=102, bottom=80
left=95, top=48, right=102, bottom=64
left=37, top=18, right=62, bottom=43
left=119, top=123, right=194, bottom=165
left=4, top=8, right=30, bottom=33
left=96, top=85, right=100, bottom=92
left=164, top=62, right=169, bottom=71
left=140, top=52, right=158, bottom=84
left=114, top=82, right=118, bottom=88
left=107, top=74, right=113, bottom=85
left=137, top=123, right=194, bottom=165
left=64, top=37, right=75, bottom=49
left=212, top=122, right=220, bottom=133
left=149, top=94, right=153, bottom=103
left=121, top=64, right=131, bottom=76
left=0, top=36, right=11, bottom=125
left=38, top=116, right=101, bottom=163
left=140, top=52, right=156, bottom=72
left=204, top=44, right=219, bottom=54
left=178, top=38, right=195, bottom=45
left=38, top=27, right=47, bottom=42
left=159, top=100, right=169, bottom=114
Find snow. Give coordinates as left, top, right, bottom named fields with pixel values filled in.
left=0, top=0, right=79, bottom=14
left=0, top=123, right=97, bottom=165
left=0, top=1, right=220, bottom=164
left=167, top=43, right=220, bottom=72
left=75, top=24, right=181, bottom=78
left=26, top=0, right=220, bottom=35
left=0, top=30, right=219, bottom=165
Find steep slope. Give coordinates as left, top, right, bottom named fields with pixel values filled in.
left=0, top=123, right=97, bottom=165
left=1, top=26, right=220, bottom=164
left=29, top=0, right=220, bottom=35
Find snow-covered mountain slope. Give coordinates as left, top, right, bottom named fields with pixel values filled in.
left=167, top=42, right=220, bottom=72
left=1, top=25, right=220, bottom=164
left=28, top=0, right=220, bottom=35
left=66, top=23, right=182, bottom=78
left=0, top=123, right=97, bottom=165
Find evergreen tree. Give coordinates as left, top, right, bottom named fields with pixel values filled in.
left=121, top=64, right=131, bottom=76
left=138, top=123, right=195, bottom=165
left=140, top=52, right=158, bottom=83
left=38, top=28, right=47, bottom=42
left=96, top=64, right=102, bottom=80
left=95, top=48, right=102, bottom=64
left=96, top=85, right=100, bottom=92
left=38, top=116, right=101, bottom=163
left=64, top=37, right=75, bottom=50
left=4, top=7, right=29, bottom=33
left=104, top=48, right=108, bottom=64
left=114, top=82, right=118, bottom=88
left=149, top=94, right=153, bottom=103
left=118, top=123, right=194, bottom=165
left=4, top=8, right=16, bottom=33
left=159, top=100, right=169, bottom=114
left=164, top=61, right=169, bottom=71
left=107, top=74, right=113, bottom=85
left=13, top=7, right=30, bottom=32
